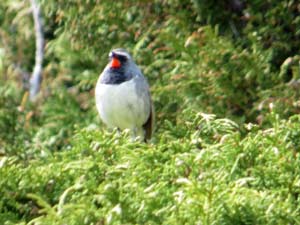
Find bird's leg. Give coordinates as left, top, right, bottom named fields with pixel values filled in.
left=130, top=127, right=138, bottom=142
left=131, top=127, right=145, bottom=142
left=115, top=127, right=122, bottom=138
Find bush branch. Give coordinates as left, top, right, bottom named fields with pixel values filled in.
left=29, top=0, right=44, bottom=100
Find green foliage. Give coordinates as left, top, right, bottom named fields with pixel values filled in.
left=1, top=0, right=300, bottom=224
left=244, top=1, right=300, bottom=69
left=1, top=115, right=300, bottom=224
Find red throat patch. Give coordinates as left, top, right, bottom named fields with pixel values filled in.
left=111, top=57, right=121, bottom=68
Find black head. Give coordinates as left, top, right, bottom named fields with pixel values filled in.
left=100, top=49, right=134, bottom=85
left=108, top=49, right=131, bottom=70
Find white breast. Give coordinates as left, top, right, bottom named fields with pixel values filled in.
left=95, top=77, right=150, bottom=131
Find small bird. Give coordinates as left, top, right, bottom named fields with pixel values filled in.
left=95, top=48, right=154, bottom=141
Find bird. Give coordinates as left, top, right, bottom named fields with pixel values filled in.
left=95, top=48, right=154, bottom=141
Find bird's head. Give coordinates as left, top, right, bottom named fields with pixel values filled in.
left=100, top=48, right=139, bottom=85
left=108, top=48, right=132, bottom=70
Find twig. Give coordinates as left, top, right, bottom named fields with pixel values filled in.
left=29, top=0, right=44, bottom=101
left=229, top=20, right=239, bottom=38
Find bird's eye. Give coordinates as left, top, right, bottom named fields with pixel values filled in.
left=118, top=55, right=128, bottom=62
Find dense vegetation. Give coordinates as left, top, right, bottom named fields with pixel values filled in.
left=1, top=0, right=300, bottom=224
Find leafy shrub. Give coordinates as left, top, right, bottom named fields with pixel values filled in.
left=1, top=114, right=300, bottom=224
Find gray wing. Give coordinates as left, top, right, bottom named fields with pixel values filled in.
left=132, top=64, right=154, bottom=141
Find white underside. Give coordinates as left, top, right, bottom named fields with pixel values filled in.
left=95, top=78, right=150, bottom=137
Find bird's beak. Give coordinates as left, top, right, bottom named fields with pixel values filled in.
left=110, top=57, right=121, bottom=69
